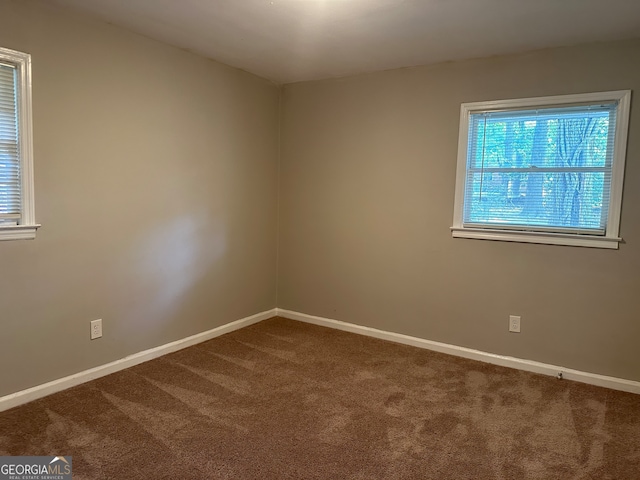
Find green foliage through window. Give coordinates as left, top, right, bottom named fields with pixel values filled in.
left=463, top=104, right=616, bottom=233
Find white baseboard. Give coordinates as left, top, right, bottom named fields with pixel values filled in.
left=276, top=308, right=640, bottom=395
left=0, top=308, right=277, bottom=413
left=3, top=306, right=637, bottom=413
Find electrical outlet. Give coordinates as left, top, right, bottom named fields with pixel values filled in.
left=90, top=319, right=102, bottom=340
left=509, top=315, right=521, bottom=333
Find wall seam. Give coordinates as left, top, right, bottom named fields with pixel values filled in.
left=274, top=84, right=284, bottom=310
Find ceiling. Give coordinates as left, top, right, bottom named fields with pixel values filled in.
left=49, top=0, right=640, bottom=84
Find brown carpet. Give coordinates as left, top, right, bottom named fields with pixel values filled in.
left=1, top=317, right=639, bottom=479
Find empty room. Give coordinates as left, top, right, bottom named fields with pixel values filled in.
left=0, top=0, right=639, bottom=478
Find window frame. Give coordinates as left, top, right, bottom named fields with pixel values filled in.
left=451, top=90, right=632, bottom=249
left=0, top=46, right=38, bottom=241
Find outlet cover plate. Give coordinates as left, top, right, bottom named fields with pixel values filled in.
left=509, top=315, right=521, bottom=333
left=90, top=319, right=103, bottom=340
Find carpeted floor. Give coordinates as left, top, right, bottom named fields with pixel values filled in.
left=1, top=317, right=639, bottom=479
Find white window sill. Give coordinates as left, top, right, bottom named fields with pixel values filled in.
left=0, top=224, right=41, bottom=241
left=451, top=227, right=621, bottom=249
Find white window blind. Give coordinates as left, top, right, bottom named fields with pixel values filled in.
left=0, top=62, right=21, bottom=225
left=464, top=103, right=616, bottom=235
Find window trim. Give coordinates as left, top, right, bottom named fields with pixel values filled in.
left=451, top=90, right=632, bottom=249
left=0, top=46, right=39, bottom=241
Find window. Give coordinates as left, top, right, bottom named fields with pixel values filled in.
left=452, top=91, right=631, bottom=249
left=0, top=47, right=37, bottom=241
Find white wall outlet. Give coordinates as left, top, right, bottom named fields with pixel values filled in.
left=509, top=315, right=521, bottom=333
left=90, top=319, right=103, bottom=340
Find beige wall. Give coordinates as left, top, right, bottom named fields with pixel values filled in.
left=278, top=39, right=640, bottom=382
left=0, top=0, right=280, bottom=397
left=1, top=0, right=638, bottom=399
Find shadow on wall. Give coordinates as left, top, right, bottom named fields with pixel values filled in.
left=118, top=213, right=227, bottom=334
